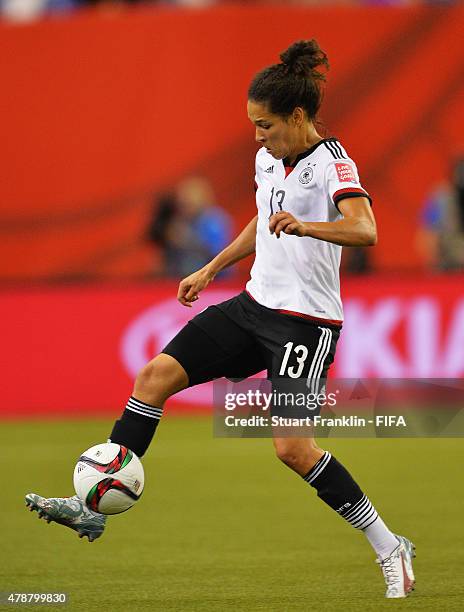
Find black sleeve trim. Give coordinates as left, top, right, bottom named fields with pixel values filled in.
left=333, top=191, right=372, bottom=213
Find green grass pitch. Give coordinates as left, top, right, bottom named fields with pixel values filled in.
left=1, top=416, right=463, bottom=611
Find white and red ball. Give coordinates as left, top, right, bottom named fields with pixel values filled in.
left=73, top=443, right=144, bottom=515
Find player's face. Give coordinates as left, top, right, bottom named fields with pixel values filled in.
left=247, top=100, right=298, bottom=160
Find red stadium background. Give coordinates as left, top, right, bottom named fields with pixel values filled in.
left=1, top=5, right=463, bottom=416
left=2, top=5, right=464, bottom=279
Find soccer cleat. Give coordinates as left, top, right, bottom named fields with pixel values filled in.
left=25, top=493, right=106, bottom=542
left=377, top=534, right=416, bottom=598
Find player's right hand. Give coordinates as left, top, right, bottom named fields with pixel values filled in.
left=177, top=267, right=215, bottom=307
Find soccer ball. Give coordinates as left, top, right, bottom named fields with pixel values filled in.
left=73, top=443, right=144, bottom=515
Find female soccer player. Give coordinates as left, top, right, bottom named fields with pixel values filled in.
left=26, top=40, right=415, bottom=599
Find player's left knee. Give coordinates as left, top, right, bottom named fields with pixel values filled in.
left=274, top=442, right=306, bottom=472
left=274, top=438, right=323, bottom=474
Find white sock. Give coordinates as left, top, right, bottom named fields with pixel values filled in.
left=363, top=516, right=399, bottom=560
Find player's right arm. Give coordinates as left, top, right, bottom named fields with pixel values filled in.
left=177, top=215, right=258, bottom=307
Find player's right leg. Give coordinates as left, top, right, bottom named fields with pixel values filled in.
left=26, top=304, right=263, bottom=541
left=25, top=493, right=107, bottom=542
left=26, top=353, right=189, bottom=541
left=108, top=308, right=265, bottom=461
left=108, top=352, right=189, bottom=458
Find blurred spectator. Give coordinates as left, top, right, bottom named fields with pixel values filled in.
left=1, top=0, right=77, bottom=21
left=416, top=157, right=464, bottom=271
left=0, top=0, right=212, bottom=21
left=146, top=191, right=177, bottom=250
left=147, top=176, right=233, bottom=278
left=342, top=246, right=371, bottom=274
left=2, top=0, right=459, bottom=22
left=162, top=0, right=214, bottom=5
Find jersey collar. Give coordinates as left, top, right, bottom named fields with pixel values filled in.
left=283, top=137, right=336, bottom=168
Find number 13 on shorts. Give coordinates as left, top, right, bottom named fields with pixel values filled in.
left=278, top=327, right=334, bottom=386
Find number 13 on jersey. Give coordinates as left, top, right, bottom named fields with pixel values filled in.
left=269, top=188, right=286, bottom=217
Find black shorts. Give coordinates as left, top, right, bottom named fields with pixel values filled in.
left=162, top=291, right=340, bottom=393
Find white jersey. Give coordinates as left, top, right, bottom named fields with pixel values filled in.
left=246, top=138, right=371, bottom=325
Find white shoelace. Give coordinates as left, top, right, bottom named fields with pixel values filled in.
left=377, top=549, right=401, bottom=585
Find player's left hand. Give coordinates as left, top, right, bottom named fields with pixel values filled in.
left=269, top=211, right=307, bottom=238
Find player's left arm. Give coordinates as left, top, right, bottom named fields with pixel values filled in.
left=268, top=197, right=377, bottom=247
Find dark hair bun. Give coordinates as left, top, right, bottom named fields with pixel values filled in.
left=280, top=39, right=329, bottom=80
left=248, top=38, right=329, bottom=119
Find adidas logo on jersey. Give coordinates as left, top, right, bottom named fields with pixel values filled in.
left=265, top=165, right=274, bottom=174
